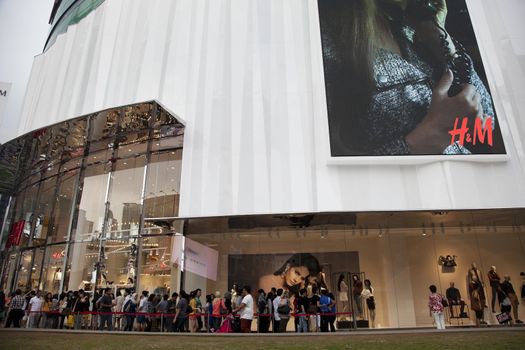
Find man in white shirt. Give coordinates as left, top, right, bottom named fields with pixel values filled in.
left=28, top=291, right=43, bottom=328
left=233, top=285, right=254, bottom=333
left=272, top=289, right=283, bottom=332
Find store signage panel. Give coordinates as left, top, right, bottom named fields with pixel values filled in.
left=0, top=82, right=11, bottom=127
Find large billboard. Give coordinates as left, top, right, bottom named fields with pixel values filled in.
left=318, top=0, right=506, bottom=156
left=228, top=251, right=359, bottom=294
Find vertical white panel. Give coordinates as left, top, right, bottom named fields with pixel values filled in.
left=13, top=0, right=525, bottom=216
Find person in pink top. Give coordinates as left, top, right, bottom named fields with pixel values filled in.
left=211, top=291, right=226, bottom=332
left=428, top=285, right=446, bottom=330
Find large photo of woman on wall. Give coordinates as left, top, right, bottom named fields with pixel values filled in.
left=318, top=0, right=506, bottom=156
left=228, top=251, right=359, bottom=295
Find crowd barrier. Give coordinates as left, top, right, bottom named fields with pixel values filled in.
left=6, top=309, right=354, bottom=333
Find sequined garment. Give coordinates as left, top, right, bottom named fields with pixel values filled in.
left=325, top=26, right=495, bottom=156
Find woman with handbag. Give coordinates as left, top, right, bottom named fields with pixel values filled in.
left=277, top=291, right=291, bottom=332
left=211, top=291, right=226, bottom=332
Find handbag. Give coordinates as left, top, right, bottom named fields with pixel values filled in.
left=496, top=312, right=512, bottom=324
left=277, top=300, right=291, bottom=315
left=66, top=314, right=75, bottom=328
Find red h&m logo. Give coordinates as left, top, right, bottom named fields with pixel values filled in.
left=448, top=117, right=493, bottom=147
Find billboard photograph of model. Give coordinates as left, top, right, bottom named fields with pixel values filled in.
left=318, top=0, right=506, bottom=156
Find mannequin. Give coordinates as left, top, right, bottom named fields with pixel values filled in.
left=337, top=274, right=349, bottom=321
left=468, top=263, right=487, bottom=326
left=352, top=274, right=363, bottom=319
left=487, top=266, right=501, bottom=312
left=361, top=279, right=376, bottom=328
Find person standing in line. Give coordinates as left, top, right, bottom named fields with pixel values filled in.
left=428, top=285, right=446, bottom=330
left=28, top=290, right=43, bottom=328
left=295, top=288, right=308, bottom=333
left=194, top=289, right=204, bottom=331
left=73, top=291, right=90, bottom=330
left=122, top=291, right=137, bottom=332
left=211, top=291, right=226, bottom=332
left=156, top=294, right=169, bottom=331
left=165, top=292, right=178, bottom=332
left=233, top=285, right=254, bottom=333
left=277, top=290, right=291, bottom=333
left=319, top=289, right=332, bottom=332
left=5, top=289, right=26, bottom=328
left=204, top=294, right=213, bottom=332
left=114, top=289, right=125, bottom=330
left=257, top=289, right=270, bottom=333
left=272, top=288, right=282, bottom=332
left=98, top=288, right=114, bottom=331
left=40, top=293, right=52, bottom=328
left=173, top=290, right=188, bottom=332
left=188, top=290, right=198, bottom=333
left=307, top=286, right=321, bottom=332
left=488, top=266, right=501, bottom=313
left=136, top=291, right=149, bottom=331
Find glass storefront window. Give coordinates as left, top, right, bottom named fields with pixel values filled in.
left=0, top=253, right=17, bottom=292
left=121, top=104, right=152, bottom=131
left=67, top=241, right=100, bottom=292
left=31, top=177, right=59, bottom=246
left=14, top=250, right=33, bottom=290
left=74, top=163, right=111, bottom=242
left=40, top=244, right=67, bottom=294
left=106, top=156, right=146, bottom=239
left=16, top=183, right=39, bottom=247
left=50, top=170, right=80, bottom=243
left=138, top=235, right=174, bottom=296
left=143, top=151, right=182, bottom=221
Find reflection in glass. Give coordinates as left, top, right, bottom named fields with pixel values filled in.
left=139, top=235, right=173, bottom=295
left=143, top=151, right=181, bottom=222
left=15, top=250, right=33, bottom=290
left=75, top=163, right=111, bottom=242
left=41, top=244, right=67, bottom=294
left=31, top=177, right=58, bottom=246
left=1, top=101, right=185, bottom=296
left=0, top=254, right=17, bottom=291
left=107, top=157, right=146, bottom=239
left=51, top=170, right=80, bottom=243
left=68, top=241, right=100, bottom=292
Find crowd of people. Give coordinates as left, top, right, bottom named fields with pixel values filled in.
left=0, top=282, right=371, bottom=333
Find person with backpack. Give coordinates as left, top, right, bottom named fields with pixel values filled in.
left=319, top=289, right=334, bottom=332
left=122, top=291, right=137, bottom=331
left=257, top=289, right=270, bottom=333
left=277, top=290, right=291, bottom=332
